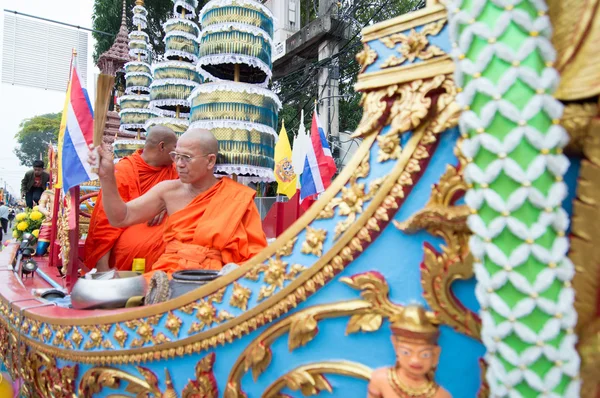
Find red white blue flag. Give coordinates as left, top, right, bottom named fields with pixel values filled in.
left=299, top=110, right=337, bottom=207
left=56, top=55, right=96, bottom=192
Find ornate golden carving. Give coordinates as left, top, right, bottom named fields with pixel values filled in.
left=577, top=318, right=600, bottom=398
left=569, top=109, right=600, bottom=395
left=182, top=353, right=219, bottom=398
left=377, top=132, right=401, bottom=162
left=225, top=301, right=372, bottom=397
left=165, top=312, right=183, bottom=338
left=79, top=366, right=169, bottom=397
left=354, top=75, right=449, bottom=139
left=262, top=361, right=373, bottom=397
left=394, top=163, right=481, bottom=340
left=181, top=287, right=234, bottom=335
left=82, top=326, right=104, bottom=350
left=26, top=351, right=78, bottom=398
left=548, top=0, right=600, bottom=100
left=71, top=327, right=83, bottom=348
left=246, top=252, right=306, bottom=303
left=317, top=153, right=385, bottom=240
left=356, top=43, right=378, bottom=73
left=561, top=102, right=597, bottom=156
left=113, top=323, right=128, bottom=347
left=380, top=19, right=446, bottom=69
left=230, top=282, right=252, bottom=311
left=301, top=227, right=327, bottom=256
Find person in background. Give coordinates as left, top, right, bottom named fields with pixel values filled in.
left=7, top=207, right=15, bottom=229
left=21, top=160, right=50, bottom=209
left=0, top=202, right=7, bottom=243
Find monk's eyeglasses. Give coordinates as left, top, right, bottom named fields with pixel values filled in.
left=169, top=151, right=211, bottom=164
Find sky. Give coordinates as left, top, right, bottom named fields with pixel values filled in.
left=0, top=0, right=96, bottom=198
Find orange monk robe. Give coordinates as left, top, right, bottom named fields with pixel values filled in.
left=148, top=178, right=267, bottom=277
left=84, top=150, right=179, bottom=272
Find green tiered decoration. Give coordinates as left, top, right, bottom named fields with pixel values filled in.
left=116, top=0, right=155, bottom=160
left=146, top=0, right=202, bottom=136
left=446, top=0, right=580, bottom=396
left=190, top=0, right=280, bottom=182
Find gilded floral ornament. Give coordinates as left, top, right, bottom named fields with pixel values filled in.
left=301, top=227, right=327, bottom=256
left=353, top=75, right=450, bottom=139
left=262, top=362, right=373, bottom=398
left=78, top=366, right=164, bottom=397
left=356, top=43, right=378, bottom=73
left=83, top=326, right=104, bottom=350
left=71, top=327, right=83, bottom=348
left=230, top=282, right=252, bottom=311
left=183, top=287, right=234, bottom=334
left=377, top=132, right=401, bottom=162
left=246, top=238, right=306, bottom=302
left=182, top=353, right=219, bottom=398
left=284, top=368, right=332, bottom=396
left=113, top=323, right=128, bottom=347
left=317, top=154, right=385, bottom=239
left=165, top=312, right=183, bottom=338
left=380, top=19, right=446, bottom=68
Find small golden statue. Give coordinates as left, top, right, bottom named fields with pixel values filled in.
left=368, top=305, right=451, bottom=398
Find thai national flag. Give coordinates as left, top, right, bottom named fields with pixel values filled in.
left=56, top=55, right=96, bottom=192
left=300, top=110, right=337, bottom=208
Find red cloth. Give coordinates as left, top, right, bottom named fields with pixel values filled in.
left=33, top=176, right=42, bottom=188
left=147, top=178, right=267, bottom=278
left=84, top=150, right=178, bottom=271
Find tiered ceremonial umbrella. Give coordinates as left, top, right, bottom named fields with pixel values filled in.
left=189, top=0, right=280, bottom=182
left=145, top=0, right=203, bottom=136
left=115, top=0, right=155, bottom=159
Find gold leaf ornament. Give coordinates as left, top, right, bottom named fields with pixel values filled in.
left=230, top=282, right=252, bottom=311
left=301, top=227, right=328, bottom=257
left=356, top=43, right=378, bottom=72
left=245, top=341, right=272, bottom=381
left=345, top=312, right=383, bottom=335
left=288, top=314, right=319, bottom=350
left=285, top=369, right=333, bottom=396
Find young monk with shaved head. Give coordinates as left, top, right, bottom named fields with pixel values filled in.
left=85, top=126, right=179, bottom=272
left=89, top=128, right=268, bottom=277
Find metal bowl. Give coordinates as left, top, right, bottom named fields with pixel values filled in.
left=71, top=271, right=148, bottom=310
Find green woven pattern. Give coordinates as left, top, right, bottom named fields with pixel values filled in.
left=446, top=0, right=580, bottom=397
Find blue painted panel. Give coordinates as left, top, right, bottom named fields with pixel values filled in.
left=563, top=156, right=581, bottom=232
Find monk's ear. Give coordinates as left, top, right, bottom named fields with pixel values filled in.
left=207, top=153, right=217, bottom=168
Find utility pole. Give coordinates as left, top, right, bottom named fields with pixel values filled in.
left=318, top=0, right=340, bottom=160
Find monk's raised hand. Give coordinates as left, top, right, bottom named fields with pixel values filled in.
left=88, top=143, right=114, bottom=179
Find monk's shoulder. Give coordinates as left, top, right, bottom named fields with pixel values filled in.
left=220, top=178, right=256, bottom=198
left=156, top=179, right=182, bottom=191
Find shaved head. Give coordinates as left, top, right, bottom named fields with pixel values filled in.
left=145, top=126, right=178, bottom=147
left=179, top=128, right=219, bottom=156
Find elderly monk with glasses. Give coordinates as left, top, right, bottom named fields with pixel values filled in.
left=85, top=126, right=180, bottom=273
left=88, top=128, right=268, bottom=278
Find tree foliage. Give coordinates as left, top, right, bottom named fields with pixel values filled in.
left=14, top=113, right=62, bottom=167
left=276, top=0, right=425, bottom=143
left=92, top=0, right=175, bottom=62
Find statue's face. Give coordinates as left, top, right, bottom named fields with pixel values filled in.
left=392, top=337, right=440, bottom=379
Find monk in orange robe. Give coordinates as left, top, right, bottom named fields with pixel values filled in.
left=90, top=128, right=267, bottom=277
left=84, top=126, right=179, bottom=272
